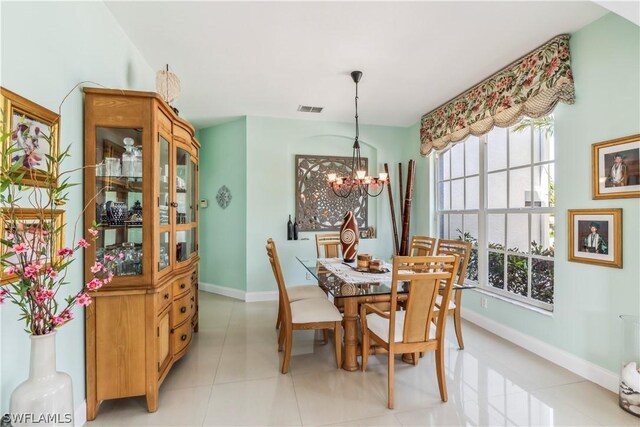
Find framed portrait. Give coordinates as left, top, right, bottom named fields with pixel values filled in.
left=0, top=208, right=66, bottom=285
left=592, top=134, right=640, bottom=199
left=1, top=87, right=60, bottom=187
left=568, top=208, right=622, bottom=268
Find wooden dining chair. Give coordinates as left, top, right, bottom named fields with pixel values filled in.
left=409, top=235, right=437, bottom=256
left=271, top=237, right=327, bottom=329
left=360, top=254, right=459, bottom=409
left=435, top=239, right=472, bottom=349
left=315, top=232, right=341, bottom=258
left=266, top=238, right=343, bottom=373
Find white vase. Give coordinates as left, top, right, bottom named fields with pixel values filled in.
left=10, top=332, right=74, bottom=427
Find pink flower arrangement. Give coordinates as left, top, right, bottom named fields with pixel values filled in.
left=1, top=117, right=118, bottom=336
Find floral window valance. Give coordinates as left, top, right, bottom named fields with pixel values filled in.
left=420, top=35, right=574, bottom=156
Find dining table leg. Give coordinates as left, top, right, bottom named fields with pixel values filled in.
left=341, top=298, right=359, bottom=371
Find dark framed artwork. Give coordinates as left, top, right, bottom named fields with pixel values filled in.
left=568, top=208, right=622, bottom=268
left=592, top=134, right=640, bottom=199
left=1, top=87, right=60, bottom=187
left=295, top=155, right=368, bottom=231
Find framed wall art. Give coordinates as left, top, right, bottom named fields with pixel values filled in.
left=1, top=87, right=60, bottom=187
left=295, top=155, right=368, bottom=231
left=0, top=208, right=66, bottom=285
left=592, top=134, right=640, bottom=199
left=568, top=208, right=622, bottom=268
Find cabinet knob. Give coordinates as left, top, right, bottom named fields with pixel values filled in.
left=164, top=293, right=169, bottom=300
left=180, top=306, right=187, bottom=313
left=170, top=202, right=178, bottom=208
left=180, top=283, right=186, bottom=289
left=191, top=296, right=195, bottom=302
left=181, top=334, right=187, bottom=341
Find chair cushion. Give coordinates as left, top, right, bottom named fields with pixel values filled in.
left=287, top=285, right=326, bottom=302
left=291, top=298, right=342, bottom=324
left=435, top=294, right=456, bottom=310
left=367, top=311, right=405, bottom=343
left=367, top=311, right=438, bottom=343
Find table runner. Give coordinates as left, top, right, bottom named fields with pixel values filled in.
left=318, top=258, right=392, bottom=284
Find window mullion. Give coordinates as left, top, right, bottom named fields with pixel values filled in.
left=478, top=134, right=487, bottom=291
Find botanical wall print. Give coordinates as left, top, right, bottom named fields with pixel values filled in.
left=0, top=208, right=66, bottom=285
left=592, top=134, right=640, bottom=199
left=295, top=155, right=368, bottom=231
left=1, top=87, right=60, bottom=187
left=568, top=208, right=622, bottom=268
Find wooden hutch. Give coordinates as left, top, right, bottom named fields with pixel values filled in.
left=83, top=88, right=199, bottom=420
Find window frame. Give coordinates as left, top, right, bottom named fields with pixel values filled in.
left=436, top=123, right=555, bottom=311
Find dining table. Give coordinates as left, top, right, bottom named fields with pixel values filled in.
left=297, top=256, right=476, bottom=371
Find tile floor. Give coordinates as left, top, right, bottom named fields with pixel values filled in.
left=86, top=292, right=639, bottom=426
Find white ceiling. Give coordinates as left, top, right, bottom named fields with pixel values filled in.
left=106, top=1, right=609, bottom=129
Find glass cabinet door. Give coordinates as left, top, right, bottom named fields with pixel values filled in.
left=175, top=146, right=192, bottom=263
left=159, top=135, right=170, bottom=226
left=94, top=127, right=144, bottom=277
left=158, top=133, right=172, bottom=272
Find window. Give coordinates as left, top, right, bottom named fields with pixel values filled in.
left=436, top=120, right=555, bottom=310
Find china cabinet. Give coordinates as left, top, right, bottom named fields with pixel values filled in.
left=83, top=88, right=199, bottom=420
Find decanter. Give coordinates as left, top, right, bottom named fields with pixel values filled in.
left=121, top=137, right=136, bottom=177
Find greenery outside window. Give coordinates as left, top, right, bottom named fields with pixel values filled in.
left=436, top=118, right=555, bottom=310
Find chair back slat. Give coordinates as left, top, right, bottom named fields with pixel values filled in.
left=409, top=235, right=437, bottom=256
left=266, top=239, right=292, bottom=324
left=316, top=232, right=341, bottom=258
left=402, top=278, right=439, bottom=342
left=435, top=239, right=472, bottom=285
left=387, top=255, right=459, bottom=345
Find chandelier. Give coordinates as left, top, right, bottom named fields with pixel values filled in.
left=327, top=71, right=388, bottom=198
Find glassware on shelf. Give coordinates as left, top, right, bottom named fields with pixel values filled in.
left=99, top=242, right=143, bottom=276
left=133, top=146, right=143, bottom=178
left=95, top=162, right=106, bottom=177
left=121, top=137, right=136, bottom=177
left=105, top=157, right=121, bottom=177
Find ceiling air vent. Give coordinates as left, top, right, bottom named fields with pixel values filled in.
left=297, top=105, right=323, bottom=113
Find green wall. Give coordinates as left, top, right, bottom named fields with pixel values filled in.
left=0, top=1, right=154, bottom=415
left=198, top=116, right=412, bottom=295
left=456, top=13, right=640, bottom=375
left=198, top=118, right=248, bottom=291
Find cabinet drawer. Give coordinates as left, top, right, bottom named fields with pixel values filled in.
left=173, top=276, right=190, bottom=296
left=172, top=290, right=193, bottom=327
left=156, top=284, right=172, bottom=313
left=172, top=319, right=192, bottom=354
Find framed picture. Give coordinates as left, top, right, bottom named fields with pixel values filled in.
left=592, top=134, right=640, bottom=199
left=568, top=208, right=622, bottom=268
left=295, top=154, right=368, bottom=231
left=0, top=208, right=66, bottom=285
left=1, top=87, right=60, bottom=187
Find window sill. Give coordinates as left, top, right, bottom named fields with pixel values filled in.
left=470, top=288, right=554, bottom=317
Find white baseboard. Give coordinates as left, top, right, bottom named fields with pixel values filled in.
left=199, top=282, right=245, bottom=301
left=199, top=283, right=278, bottom=302
left=460, top=307, right=619, bottom=393
left=245, top=291, right=278, bottom=302
left=74, top=400, right=86, bottom=427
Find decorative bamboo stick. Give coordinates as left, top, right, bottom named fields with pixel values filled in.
left=384, top=163, right=400, bottom=256
left=398, top=163, right=404, bottom=219
left=399, top=159, right=416, bottom=256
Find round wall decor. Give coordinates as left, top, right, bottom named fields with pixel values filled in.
left=216, top=185, right=232, bottom=209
